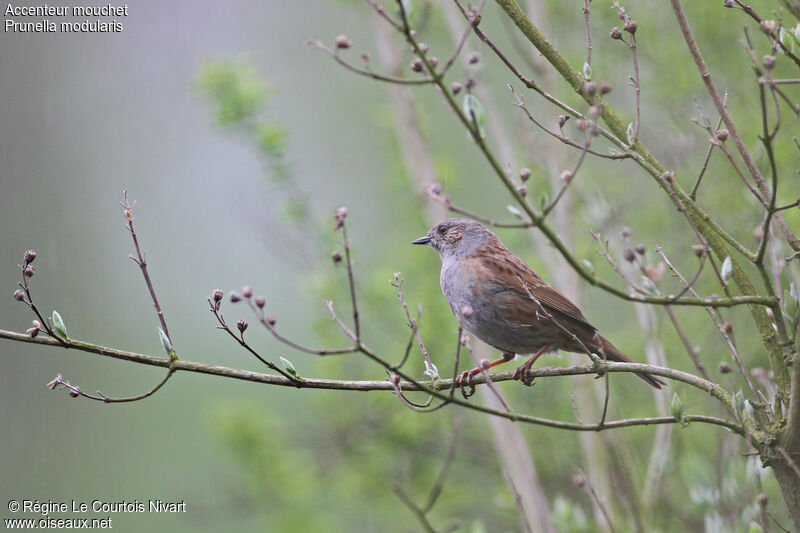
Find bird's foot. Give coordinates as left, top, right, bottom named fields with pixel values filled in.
left=455, top=369, right=477, bottom=399
left=513, top=361, right=536, bottom=387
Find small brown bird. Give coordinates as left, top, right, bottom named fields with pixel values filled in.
left=412, top=218, right=664, bottom=397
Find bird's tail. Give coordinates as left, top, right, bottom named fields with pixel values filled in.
left=598, top=335, right=665, bottom=389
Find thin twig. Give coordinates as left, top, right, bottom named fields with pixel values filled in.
left=306, top=39, right=431, bottom=86
left=577, top=468, right=617, bottom=533
left=689, top=91, right=728, bottom=200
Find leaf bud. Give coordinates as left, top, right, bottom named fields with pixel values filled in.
left=335, top=34, right=351, bottom=49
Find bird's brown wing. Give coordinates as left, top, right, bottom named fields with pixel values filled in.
left=470, top=243, right=595, bottom=330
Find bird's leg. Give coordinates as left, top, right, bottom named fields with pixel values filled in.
left=512, top=344, right=551, bottom=386
left=456, top=352, right=515, bottom=399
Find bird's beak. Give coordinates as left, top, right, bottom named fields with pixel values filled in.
left=411, top=235, right=432, bottom=245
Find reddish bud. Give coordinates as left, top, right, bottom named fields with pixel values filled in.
left=599, top=82, right=612, bottom=95
left=692, top=244, right=707, bottom=257
left=451, top=82, right=463, bottom=95
left=332, top=250, right=343, bottom=263
left=516, top=185, right=528, bottom=197
left=645, top=262, right=666, bottom=282
left=241, top=286, right=253, bottom=299
left=229, top=291, right=242, bottom=303
left=255, top=296, right=266, bottom=309
left=758, top=493, right=768, bottom=505
left=635, top=244, right=646, bottom=255
left=237, top=319, right=248, bottom=333
left=335, top=34, right=351, bottom=49
left=467, top=52, right=480, bottom=64
left=573, top=473, right=586, bottom=488
left=428, top=56, right=438, bottom=68
left=519, top=168, right=531, bottom=182
left=461, top=305, right=474, bottom=319
left=610, top=27, right=622, bottom=40
left=576, top=118, right=590, bottom=131
left=23, top=266, right=34, bottom=278
left=724, top=322, right=734, bottom=334
left=267, top=315, right=277, bottom=326
left=584, top=81, right=597, bottom=96
left=418, top=42, right=429, bottom=54
left=623, top=19, right=638, bottom=34
left=47, top=374, right=62, bottom=390
left=714, top=129, right=729, bottom=142
left=623, top=248, right=636, bottom=262
left=333, top=206, right=349, bottom=229
left=212, top=289, right=224, bottom=302
left=465, top=76, right=475, bottom=89
left=410, top=58, right=424, bottom=72
left=427, top=182, right=443, bottom=196
left=762, top=55, right=775, bottom=69
left=13, top=289, right=25, bottom=301
left=24, top=249, right=36, bottom=264
left=620, top=227, right=631, bottom=240
left=719, top=361, right=731, bottom=374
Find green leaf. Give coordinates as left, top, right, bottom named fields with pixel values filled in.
left=780, top=27, right=798, bottom=54
left=641, top=276, right=658, bottom=295
left=582, top=62, right=592, bottom=81
left=52, top=310, right=68, bottom=340
left=669, top=393, right=684, bottom=423
left=159, top=328, right=175, bottom=358
left=506, top=205, right=524, bottom=219
left=279, top=356, right=298, bottom=378
left=582, top=259, right=594, bottom=275
left=539, top=192, right=550, bottom=211
left=720, top=256, right=733, bottom=283
left=626, top=122, right=635, bottom=144
left=424, top=360, right=440, bottom=380
left=734, top=389, right=745, bottom=419
left=462, top=94, right=486, bottom=138
left=397, top=0, right=413, bottom=22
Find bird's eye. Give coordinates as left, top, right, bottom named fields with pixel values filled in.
left=437, top=225, right=448, bottom=235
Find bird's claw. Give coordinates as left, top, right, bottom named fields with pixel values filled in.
left=455, top=370, right=476, bottom=399
left=513, top=363, right=536, bottom=387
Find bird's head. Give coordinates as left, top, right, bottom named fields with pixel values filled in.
left=412, top=218, right=495, bottom=259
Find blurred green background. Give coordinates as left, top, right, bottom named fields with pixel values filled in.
left=1, top=1, right=798, bottom=531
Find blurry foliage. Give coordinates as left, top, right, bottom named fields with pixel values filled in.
left=195, top=0, right=798, bottom=530
left=196, top=60, right=296, bottom=214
